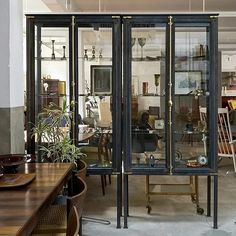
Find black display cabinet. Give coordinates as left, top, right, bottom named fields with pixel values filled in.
left=123, top=14, right=218, bottom=228
left=26, top=14, right=218, bottom=229
left=26, top=14, right=122, bottom=228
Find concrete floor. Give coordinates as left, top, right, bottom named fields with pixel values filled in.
left=82, top=158, right=236, bottom=236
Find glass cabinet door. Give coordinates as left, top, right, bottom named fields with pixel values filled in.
left=172, top=17, right=218, bottom=174
left=36, top=26, right=70, bottom=114
left=31, top=23, right=71, bottom=161
left=124, top=15, right=218, bottom=175
left=27, top=16, right=122, bottom=171
left=123, top=16, right=168, bottom=174
left=76, top=16, right=122, bottom=173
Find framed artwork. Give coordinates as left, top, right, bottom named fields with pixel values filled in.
left=154, top=119, right=164, bottom=129
left=175, top=71, right=202, bottom=94
left=91, top=65, right=112, bottom=95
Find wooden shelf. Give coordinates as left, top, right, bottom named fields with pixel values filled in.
left=132, top=56, right=162, bottom=61
left=36, top=57, right=67, bottom=61
left=175, top=55, right=208, bottom=61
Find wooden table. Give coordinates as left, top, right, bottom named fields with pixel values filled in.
left=0, top=163, right=74, bottom=236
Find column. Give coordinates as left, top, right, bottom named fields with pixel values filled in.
left=0, top=0, right=24, bottom=154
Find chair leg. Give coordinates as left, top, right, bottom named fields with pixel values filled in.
left=79, top=216, right=82, bottom=236
left=104, top=175, right=107, bottom=186
left=101, top=175, right=105, bottom=195
left=232, top=154, right=236, bottom=173
left=108, top=175, right=111, bottom=184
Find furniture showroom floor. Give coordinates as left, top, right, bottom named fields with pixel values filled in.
left=82, top=158, right=236, bottom=236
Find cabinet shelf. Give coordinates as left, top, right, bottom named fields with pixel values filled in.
left=79, top=57, right=112, bottom=62
left=132, top=56, right=163, bottom=61
left=36, top=57, right=68, bottom=61
left=135, top=94, right=163, bottom=97
left=175, top=55, right=208, bottom=62
left=78, top=56, right=163, bottom=62
left=78, top=94, right=111, bottom=97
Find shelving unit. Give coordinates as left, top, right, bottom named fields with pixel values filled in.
left=123, top=14, right=218, bottom=229
left=37, top=57, right=68, bottom=61
left=41, top=79, right=66, bottom=107
left=145, top=175, right=202, bottom=214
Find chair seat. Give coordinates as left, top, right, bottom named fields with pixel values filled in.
left=32, top=205, right=67, bottom=235
left=219, top=142, right=236, bottom=155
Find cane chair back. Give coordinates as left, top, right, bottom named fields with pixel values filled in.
left=31, top=176, right=87, bottom=235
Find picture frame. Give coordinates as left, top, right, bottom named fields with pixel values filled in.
left=91, top=65, right=112, bottom=95
left=154, top=119, right=165, bottom=130
left=175, top=71, right=202, bottom=94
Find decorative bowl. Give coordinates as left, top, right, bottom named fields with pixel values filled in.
left=0, top=154, right=30, bottom=173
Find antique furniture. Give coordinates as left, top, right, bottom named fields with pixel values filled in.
left=145, top=175, right=201, bottom=214
left=0, top=163, right=74, bottom=236
left=32, top=176, right=87, bottom=235
left=26, top=14, right=218, bottom=229
left=200, top=106, right=236, bottom=173
left=80, top=131, right=112, bottom=195
left=123, top=14, right=218, bottom=228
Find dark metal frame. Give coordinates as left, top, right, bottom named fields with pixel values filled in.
left=26, top=14, right=122, bottom=228
left=122, top=14, right=218, bottom=229
left=26, top=13, right=218, bottom=230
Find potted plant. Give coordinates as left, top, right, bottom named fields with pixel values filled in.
left=32, top=98, right=87, bottom=177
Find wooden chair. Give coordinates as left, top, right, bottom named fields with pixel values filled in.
left=80, top=131, right=112, bottom=195
left=31, top=176, right=87, bottom=235
left=199, top=106, right=236, bottom=173
left=75, top=159, right=87, bottom=181
left=66, top=206, right=80, bottom=236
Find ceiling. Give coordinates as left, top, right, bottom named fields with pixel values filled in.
left=25, top=0, right=236, bottom=51
left=41, top=0, right=236, bottom=13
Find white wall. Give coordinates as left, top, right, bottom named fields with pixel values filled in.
left=0, top=1, right=10, bottom=107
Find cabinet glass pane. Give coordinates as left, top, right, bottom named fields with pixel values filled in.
left=77, top=24, right=113, bottom=169
left=39, top=27, right=69, bottom=110
left=174, top=26, right=209, bottom=169
left=35, top=27, right=70, bottom=153
left=131, top=26, right=166, bottom=168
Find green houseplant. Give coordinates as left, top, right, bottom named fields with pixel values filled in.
left=32, top=98, right=86, bottom=166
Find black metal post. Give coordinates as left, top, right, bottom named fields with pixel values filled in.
left=124, top=174, right=128, bottom=228
left=116, top=173, right=122, bottom=228
left=213, top=175, right=218, bottom=229
left=207, top=175, right=211, bottom=217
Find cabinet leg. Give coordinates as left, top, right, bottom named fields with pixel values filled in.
left=146, top=175, right=151, bottom=213
left=213, top=175, right=218, bottom=229
left=195, top=176, right=199, bottom=206
left=194, top=176, right=204, bottom=215
left=116, top=174, right=122, bottom=229
left=124, top=174, right=129, bottom=229
left=207, top=175, right=211, bottom=217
